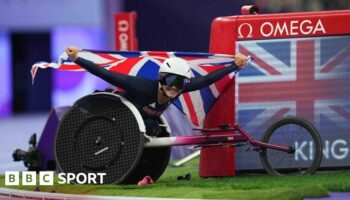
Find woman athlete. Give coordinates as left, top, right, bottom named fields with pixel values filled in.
left=66, top=46, right=248, bottom=136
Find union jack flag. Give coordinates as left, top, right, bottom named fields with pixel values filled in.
left=236, top=35, right=350, bottom=138
left=32, top=50, right=236, bottom=127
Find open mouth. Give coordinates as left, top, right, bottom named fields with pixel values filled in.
left=166, top=87, right=181, bottom=94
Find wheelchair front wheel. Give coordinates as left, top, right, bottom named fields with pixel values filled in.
left=259, top=116, right=322, bottom=175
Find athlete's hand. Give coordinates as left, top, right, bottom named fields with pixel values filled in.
left=233, top=54, right=248, bottom=68
left=65, top=46, right=80, bottom=62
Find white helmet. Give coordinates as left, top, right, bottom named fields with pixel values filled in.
left=159, top=57, right=191, bottom=79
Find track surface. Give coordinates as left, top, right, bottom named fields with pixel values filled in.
left=0, top=187, right=202, bottom=200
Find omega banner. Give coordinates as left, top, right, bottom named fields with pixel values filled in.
left=236, top=10, right=350, bottom=40
left=114, top=12, right=138, bottom=51
left=231, top=10, right=350, bottom=170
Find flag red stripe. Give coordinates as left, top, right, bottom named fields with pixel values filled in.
left=95, top=52, right=121, bottom=61
left=262, top=108, right=290, bottom=128
left=109, top=57, right=143, bottom=74
left=146, top=51, right=170, bottom=58
left=239, top=45, right=282, bottom=75
left=59, top=64, right=84, bottom=70
left=183, top=93, right=199, bottom=126
left=330, top=105, right=350, bottom=121
left=321, top=46, right=350, bottom=73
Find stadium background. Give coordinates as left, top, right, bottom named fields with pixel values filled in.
left=0, top=0, right=349, bottom=173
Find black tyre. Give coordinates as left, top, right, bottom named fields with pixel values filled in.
left=121, top=125, right=171, bottom=184
left=259, top=116, right=322, bottom=175
left=55, top=92, right=144, bottom=184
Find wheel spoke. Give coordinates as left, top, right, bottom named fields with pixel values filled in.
left=274, top=152, right=288, bottom=168
left=260, top=117, right=322, bottom=176
left=281, top=129, right=289, bottom=146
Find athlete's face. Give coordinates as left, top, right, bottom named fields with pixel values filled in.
left=159, top=74, right=190, bottom=99
left=162, top=85, right=181, bottom=98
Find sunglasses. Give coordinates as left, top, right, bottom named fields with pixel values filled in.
left=160, top=74, right=190, bottom=90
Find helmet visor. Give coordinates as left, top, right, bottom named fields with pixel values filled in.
left=161, top=74, right=190, bottom=90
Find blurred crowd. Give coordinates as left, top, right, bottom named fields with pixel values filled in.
left=253, top=0, right=350, bottom=13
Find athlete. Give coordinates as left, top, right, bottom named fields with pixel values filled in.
left=65, top=46, right=248, bottom=136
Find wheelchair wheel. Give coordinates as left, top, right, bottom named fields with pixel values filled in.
left=259, top=116, right=322, bottom=175
left=55, top=92, right=145, bottom=184
left=121, top=123, right=171, bottom=184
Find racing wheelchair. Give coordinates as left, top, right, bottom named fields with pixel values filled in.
left=55, top=92, right=323, bottom=184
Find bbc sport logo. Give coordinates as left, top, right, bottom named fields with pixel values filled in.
left=5, top=171, right=106, bottom=185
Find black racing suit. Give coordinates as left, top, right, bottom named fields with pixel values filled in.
left=75, top=57, right=239, bottom=135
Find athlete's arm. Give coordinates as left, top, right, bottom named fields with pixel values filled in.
left=66, top=46, right=153, bottom=95
left=183, top=63, right=239, bottom=92
left=75, top=57, right=151, bottom=91
left=183, top=54, right=247, bottom=92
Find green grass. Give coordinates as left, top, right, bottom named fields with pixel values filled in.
left=1, top=159, right=350, bottom=200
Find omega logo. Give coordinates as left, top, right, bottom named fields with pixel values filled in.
left=237, top=19, right=326, bottom=39
left=238, top=23, right=253, bottom=38
left=260, top=19, right=326, bottom=37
